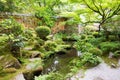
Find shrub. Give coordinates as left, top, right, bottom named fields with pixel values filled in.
left=0, top=18, right=24, bottom=37
left=11, top=23, right=24, bottom=37
left=113, top=50, right=120, bottom=57
left=87, top=35, right=94, bottom=39
left=44, top=41, right=57, bottom=51
left=80, top=34, right=87, bottom=40
left=100, top=42, right=120, bottom=53
left=83, top=26, right=94, bottom=34
left=22, top=28, right=35, bottom=40
left=92, top=31, right=99, bottom=37
left=88, top=48, right=102, bottom=56
left=74, top=40, right=93, bottom=52
left=35, top=26, right=51, bottom=40
left=0, top=18, right=25, bottom=56
left=35, top=72, right=65, bottom=80
left=88, top=37, right=106, bottom=47
left=35, top=7, right=55, bottom=27
left=80, top=52, right=101, bottom=67
left=109, top=35, right=117, bottom=41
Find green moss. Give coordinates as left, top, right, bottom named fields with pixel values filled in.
left=35, top=26, right=51, bottom=40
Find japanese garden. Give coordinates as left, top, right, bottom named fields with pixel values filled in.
left=0, top=0, right=120, bottom=80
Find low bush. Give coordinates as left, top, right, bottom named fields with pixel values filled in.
left=80, top=52, right=101, bottom=67
left=74, top=40, right=93, bottom=52
left=100, top=42, right=120, bottom=53
left=22, top=28, right=35, bottom=40
left=35, top=72, right=65, bottom=80
left=88, top=48, right=102, bottom=56
left=35, top=26, right=51, bottom=40
left=92, top=31, right=99, bottom=37
left=80, top=34, right=87, bottom=40
left=113, top=50, right=120, bottom=57
left=109, top=35, right=117, bottom=41
left=88, top=37, right=106, bottom=47
left=44, top=41, right=57, bottom=51
left=0, top=18, right=24, bottom=37
left=70, top=52, right=101, bottom=67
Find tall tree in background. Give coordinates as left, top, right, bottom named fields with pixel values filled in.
left=83, top=0, right=120, bottom=31
left=0, top=0, right=19, bottom=13
left=35, top=0, right=63, bottom=27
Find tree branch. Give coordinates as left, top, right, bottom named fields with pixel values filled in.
left=83, top=0, right=100, bottom=13
left=92, top=0, right=103, bottom=16
left=107, top=4, right=120, bottom=20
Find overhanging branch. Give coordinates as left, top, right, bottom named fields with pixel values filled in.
left=83, top=0, right=99, bottom=13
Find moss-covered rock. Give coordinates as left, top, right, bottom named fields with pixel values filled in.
left=23, top=58, right=43, bottom=80
left=0, top=54, right=21, bottom=69
left=2, top=68, right=17, bottom=73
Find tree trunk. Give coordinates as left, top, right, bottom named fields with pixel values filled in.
left=98, top=25, right=101, bottom=32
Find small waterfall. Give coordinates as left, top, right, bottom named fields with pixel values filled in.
left=42, top=48, right=78, bottom=74
left=77, top=51, right=82, bottom=56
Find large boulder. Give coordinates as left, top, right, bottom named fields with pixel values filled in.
left=0, top=54, right=21, bottom=69
left=23, top=58, right=43, bottom=80
left=12, top=73, right=26, bottom=80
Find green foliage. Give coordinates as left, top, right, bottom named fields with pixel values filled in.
left=35, top=26, right=51, bottom=40
left=35, top=72, right=65, bottom=80
left=44, top=41, right=57, bottom=51
left=80, top=52, right=101, bottom=67
left=113, top=50, right=120, bottom=57
left=0, top=35, right=9, bottom=54
left=0, top=0, right=19, bottom=12
left=80, top=34, right=87, bottom=39
left=0, top=18, right=24, bottom=36
left=88, top=37, right=106, bottom=47
left=0, top=35, right=8, bottom=45
left=22, top=28, right=35, bottom=40
left=82, top=0, right=120, bottom=29
left=88, top=48, right=102, bottom=56
left=74, top=40, right=93, bottom=52
left=71, top=52, right=101, bottom=67
left=100, top=42, right=120, bottom=53
left=109, top=35, right=118, bottom=41
left=71, top=33, right=81, bottom=40
left=59, top=12, right=80, bottom=26
left=35, top=7, right=55, bottom=27
left=83, top=26, right=96, bottom=34
left=0, top=18, right=25, bottom=56
left=35, top=0, right=63, bottom=27
left=35, top=37, right=70, bottom=58
left=92, top=31, right=99, bottom=37
left=54, top=32, right=67, bottom=40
